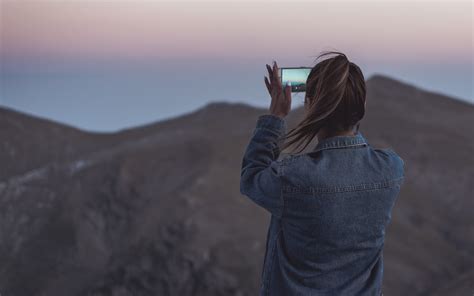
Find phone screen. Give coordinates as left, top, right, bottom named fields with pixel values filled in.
left=280, top=67, right=312, bottom=92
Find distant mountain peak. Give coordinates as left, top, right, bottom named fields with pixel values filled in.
left=201, top=101, right=260, bottom=111
left=197, top=101, right=265, bottom=115
left=367, top=73, right=474, bottom=107
left=366, top=73, right=418, bottom=90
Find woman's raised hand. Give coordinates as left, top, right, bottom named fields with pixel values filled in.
left=265, top=61, right=292, bottom=119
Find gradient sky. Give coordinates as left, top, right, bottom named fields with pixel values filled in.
left=1, top=0, right=472, bottom=131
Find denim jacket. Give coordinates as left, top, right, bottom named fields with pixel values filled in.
left=240, top=114, right=405, bottom=296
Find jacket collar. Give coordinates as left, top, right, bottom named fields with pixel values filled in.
left=312, top=131, right=368, bottom=153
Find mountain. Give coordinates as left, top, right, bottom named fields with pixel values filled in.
left=0, top=74, right=473, bottom=296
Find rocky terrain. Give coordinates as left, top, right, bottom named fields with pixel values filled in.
left=0, top=74, right=473, bottom=295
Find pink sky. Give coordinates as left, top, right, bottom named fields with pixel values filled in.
left=1, top=1, right=472, bottom=63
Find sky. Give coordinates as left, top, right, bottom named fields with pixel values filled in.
left=0, top=0, right=472, bottom=132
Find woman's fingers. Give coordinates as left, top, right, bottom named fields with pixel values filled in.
left=264, top=76, right=272, bottom=95
left=284, top=83, right=292, bottom=102
left=265, top=61, right=287, bottom=100
left=266, top=64, right=274, bottom=82
left=264, top=60, right=291, bottom=117
left=272, top=61, right=283, bottom=90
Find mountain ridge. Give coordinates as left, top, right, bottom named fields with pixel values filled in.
left=1, top=73, right=472, bottom=136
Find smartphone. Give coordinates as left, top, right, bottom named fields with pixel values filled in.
left=280, top=67, right=312, bottom=92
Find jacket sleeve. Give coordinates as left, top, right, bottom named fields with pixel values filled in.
left=240, top=114, right=287, bottom=217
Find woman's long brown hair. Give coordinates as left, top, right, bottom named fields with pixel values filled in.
left=280, top=51, right=366, bottom=154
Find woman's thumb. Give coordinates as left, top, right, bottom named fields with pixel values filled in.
left=285, top=82, right=292, bottom=99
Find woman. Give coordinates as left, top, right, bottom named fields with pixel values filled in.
left=240, top=51, right=405, bottom=296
